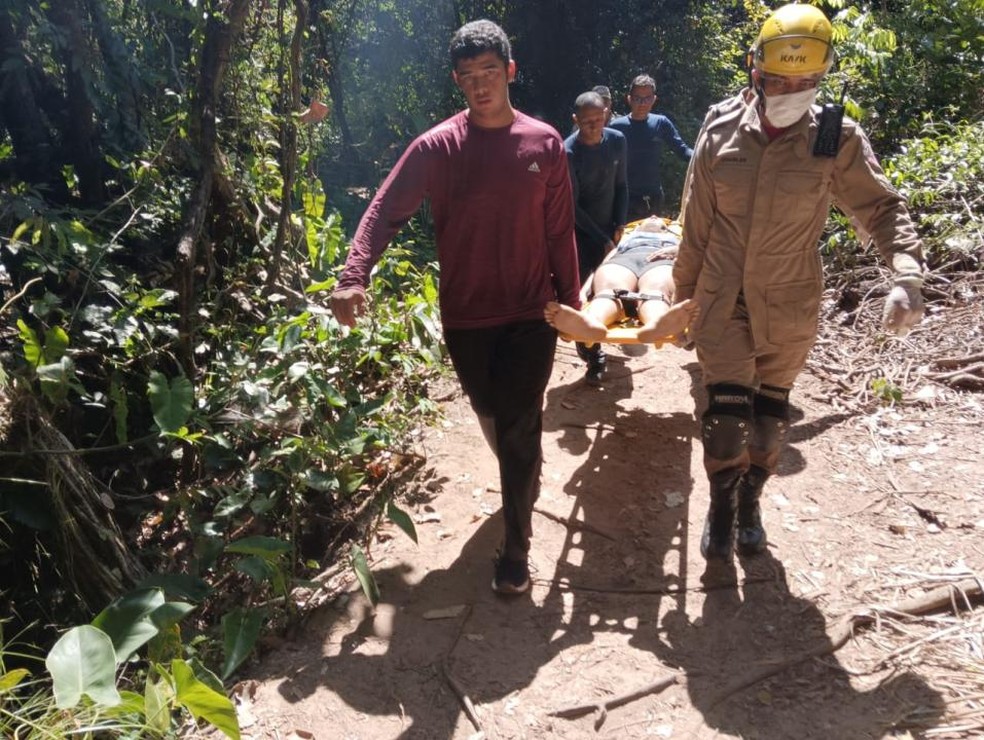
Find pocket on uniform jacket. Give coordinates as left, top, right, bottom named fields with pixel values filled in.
left=770, top=171, right=825, bottom=224
left=714, top=165, right=753, bottom=216
left=765, top=280, right=820, bottom=344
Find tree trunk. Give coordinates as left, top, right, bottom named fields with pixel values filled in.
left=174, top=0, right=251, bottom=379
left=45, top=0, right=107, bottom=204
left=268, top=0, right=308, bottom=289
left=312, top=0, right=360, bottom=161
left=84, top=0, right=145, bottom=152
left=0, top=11, right=64, bottom=195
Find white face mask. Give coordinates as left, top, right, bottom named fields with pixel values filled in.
left=763, top=88, right=817, bottom=127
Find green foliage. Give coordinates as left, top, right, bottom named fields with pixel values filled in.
left=824, top=0, right=984, bottom=147
left=2, top=5, right=979, bottom=736
left=883, top=120, right=984, bottom=269
left=824, top=5, right=899, bottom=122
left=91, top=588, right=195, bottom=665
left=170, top=659, right=240, bottom=740
left=1, top=627, right=145, bottom=738
left=16, top=319, right=78, bottom=403
left=386, top=500, right=418, bottom=544
left=350, top=544, right=380, bottom=606
left=221, top=608, right=266, bottom=681
left=46, top=625, right=122, bottom=709
left=147, top=371, right=194, bottom=434
left=871, top=377, right=903, bottom=405
left=26, top=586, right=242, bottom=738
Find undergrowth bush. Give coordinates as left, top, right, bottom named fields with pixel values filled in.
left=882, top=119, right=984, bottom=271
left=821, top=118, right=984, bottom=273
left=1, top=178, right=445, bottom=737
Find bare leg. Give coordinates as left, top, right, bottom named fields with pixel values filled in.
left=584, top=296, right=622, bottom=327
left=544, top=302, right=607, bottom=342
left=636, top=298, right=700, bottom=343
left=635, top=264, right=699, bottom=343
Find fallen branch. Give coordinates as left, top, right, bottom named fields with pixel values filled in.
left=707, top=577, right=983, bottom=709
left=443, top=663, right=482, bottom=732
left=534, top=506, right=616, bottom=541
left=549, top=673, right=678, bottom=730
left=932, top=352, right=984, bottom=369
left=441, top=605, right=483, bottom=733
left=926, top=362, right=984, bottom=381
left=0, top=276, right=42, bottom=316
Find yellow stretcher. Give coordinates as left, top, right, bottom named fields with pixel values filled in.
left=565, top=309, right=685, bottom=348
left=564, top=217, right=685, bottom=347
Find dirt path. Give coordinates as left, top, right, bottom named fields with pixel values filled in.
left=241, top=339, right=984, bottom=739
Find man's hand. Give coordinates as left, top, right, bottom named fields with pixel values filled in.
left=646, top=245, right=678, bottom=262
left=613, top=227, right=624, bottom=246
left=331, top=286, right=367, bottom=327
left=881, top=277, right=924, bottom=336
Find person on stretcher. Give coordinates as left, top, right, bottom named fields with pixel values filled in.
left=545, top=217, right=699, bottom=344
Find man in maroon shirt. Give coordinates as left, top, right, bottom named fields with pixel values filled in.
left=331, top=20, right=581, bottom=595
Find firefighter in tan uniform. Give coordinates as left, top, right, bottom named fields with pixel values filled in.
left=675, top=4, right=926, bottom=561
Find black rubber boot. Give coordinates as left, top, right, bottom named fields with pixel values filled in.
left=700, top=469, right=742, bottom=561
left=737, top=465, right=770, bottom=556
left=577, top=342, right=607, bottom=386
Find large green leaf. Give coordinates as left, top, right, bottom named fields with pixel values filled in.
left=188, top=657, right=225, bottom=694
left=234, top=555, right=277, bottom=584
left=221, top=608, right=266, bottom=680
left=37, top=355, right=76, bottom=402
left=92, top=588, right=165, bottom=664
left=172, top=659, right=240, bottom=740
left=386, top=500, right=418, bottom=544
left=43, top=325, right=69, bottom=363
left=144, top=672, right=173, bottom=735
left=136, top=572, right=211, bottom=602
left=110, top=376, right=129, bottom=444
left=351, top=545, right=380, bottom=606
left=150, top=601, right=196, bottom=631
left=147, top=371, right=194, bottom=433
left=17, top=319, right=42, bottom=368
left=46, top=625, right=121, bottom=708
left=225, top=535, right=291, bottom=561
left=336, top=464, right=366, bottom=496
left=103, top=689, right=146, bottom=720
left=0, top=668, right=29, bottom=693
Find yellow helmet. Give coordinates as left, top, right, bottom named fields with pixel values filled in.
left=751, top=3, right=834, bottom=76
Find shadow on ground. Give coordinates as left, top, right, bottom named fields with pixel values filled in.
left=246, top=350, right=943, bottom=738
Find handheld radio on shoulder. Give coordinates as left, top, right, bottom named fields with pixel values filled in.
left=813, top=82, right=848, bottom=158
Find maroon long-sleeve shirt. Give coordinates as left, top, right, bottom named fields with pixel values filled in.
left=337, top=110, right=581, bottom=329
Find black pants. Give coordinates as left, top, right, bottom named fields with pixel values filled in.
left=575, top=232, right=607, bottom=286
left=444, top=320, right=557, bottom=560
left=575, top=231, right=609, bottom=368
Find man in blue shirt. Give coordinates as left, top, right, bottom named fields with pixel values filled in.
left=564, top=90, right=628, bottom=385
left=610, top=74, right=693, bottom=220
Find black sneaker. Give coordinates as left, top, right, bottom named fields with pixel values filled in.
left=492, top=556, right=530, bottom=595
left=584, top=359, right=607, bottom=386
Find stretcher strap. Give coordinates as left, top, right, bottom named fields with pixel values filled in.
left=593, top=288, right=670, bottom=306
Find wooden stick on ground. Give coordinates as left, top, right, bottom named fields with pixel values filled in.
left=708, top=577, right=983, bottom=709
left=549, top=674, right=679, bottom=731
left=441, top=605, right=483, bottom=733
left=534, top=506, right=616, bottom=541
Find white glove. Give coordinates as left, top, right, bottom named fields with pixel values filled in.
left=881, top=276, right=924, bottom=336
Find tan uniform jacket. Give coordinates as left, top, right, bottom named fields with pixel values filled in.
left=674, top=90, right=924, bottom=357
